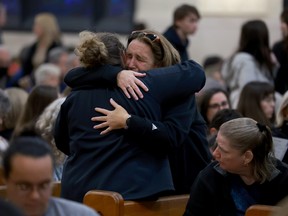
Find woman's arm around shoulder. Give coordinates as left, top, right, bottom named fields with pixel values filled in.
left=144, top=60, right=206, bottom=102
left=64, top=65, right=122, bottom=88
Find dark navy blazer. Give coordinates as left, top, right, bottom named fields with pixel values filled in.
left=55, top=60, right=205, bottom=202
left=66, top=60, right=212, bottom=194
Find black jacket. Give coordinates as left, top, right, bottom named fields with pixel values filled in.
left=65, top=61, right=211, bottom=194
left=163, top=26, right=189, bottom=62
left=20, top=41, right=62, bottom=77
left=55, top=60, right=205, bottom=202
left=184, top=160, right=288, bottom=216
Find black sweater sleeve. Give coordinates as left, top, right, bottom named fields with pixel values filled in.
left=64, top=65, right=122, bottom=88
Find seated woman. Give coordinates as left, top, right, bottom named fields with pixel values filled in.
left=183, top=117, right=288, bottom=216
left=198, top=88, right=230, bottom=126
left=237, top=81, right=276, bottom=128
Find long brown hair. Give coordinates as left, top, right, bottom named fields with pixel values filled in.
left=237, top=81, right=275, bottom=127
left=13, top=85, right=58, bottom=138
left=237, top=20, right=273, bottom=73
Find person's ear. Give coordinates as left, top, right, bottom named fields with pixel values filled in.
left=243, top=150, right=253, bottom=166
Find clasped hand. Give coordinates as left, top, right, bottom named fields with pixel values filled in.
left=91, top=70, right=148, bottom=134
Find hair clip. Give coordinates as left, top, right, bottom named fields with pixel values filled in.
left=256, top=122, right=266, bottom=132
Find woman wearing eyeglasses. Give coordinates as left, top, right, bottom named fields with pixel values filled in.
left=198, top=88, right=231, bottom=126
left=54, top=31, right=206, bottom=202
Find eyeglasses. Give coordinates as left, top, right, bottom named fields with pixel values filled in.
left=208, top=101, right=229, bottom=109
left=11, top=180, right=53, bottom=195
left=128, top=31, right=160, bottom=44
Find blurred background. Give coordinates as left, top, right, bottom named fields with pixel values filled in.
left=1, top=0, right=285, bottom=63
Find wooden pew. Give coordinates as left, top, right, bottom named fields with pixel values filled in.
left=52, top=181, right=61, bottom=197
left=245, top=204, right=280, bottom=216
left=84, top=190, right=124, bottom=216
left=124, top=195, right=189, bottom=216
left=83, top=190, right=189, bottom=216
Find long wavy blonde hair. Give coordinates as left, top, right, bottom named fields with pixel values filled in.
left=36, top=97, right=66, bottom=166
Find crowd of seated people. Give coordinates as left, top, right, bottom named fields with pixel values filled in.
left=0, top=4, right=287, bottom=216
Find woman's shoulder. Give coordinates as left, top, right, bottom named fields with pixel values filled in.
left=222, top=52, right=255, bottom=76
left=199, top=161, right=227, bottom=178
left=193, top=161, right=230, bottom=190
left=275, top=159, right=288, bottom=172
left=272, top=40, right=285, bottom=52
left=233, top=52, right=255, bottom=63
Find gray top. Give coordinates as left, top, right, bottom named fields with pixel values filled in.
left=221, top=52, right=274, bottom=108
left=44, top=197, right=99, bottom=216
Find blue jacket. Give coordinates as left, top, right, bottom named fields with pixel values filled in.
left=55, top=60, right=205, bottom=202
left=65, top=61, right=212, bottom=194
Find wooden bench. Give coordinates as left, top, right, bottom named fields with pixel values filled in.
left=83, top=190, right=189, bottom=216
left=84, top=190, right=124, bottom=216
left=245, top=204, right=280, bottom=216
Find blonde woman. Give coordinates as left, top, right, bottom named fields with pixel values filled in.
left=2, top=87, right=28, bottom=140
left=20, top=13, right=62, bottom=89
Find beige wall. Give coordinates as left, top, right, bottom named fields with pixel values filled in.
left=135, top=0, right=283, bottom=63
left=3, top=0, right=283, bottom=64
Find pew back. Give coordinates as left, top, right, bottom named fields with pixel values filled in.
left=124, top=195, right=188, bottom=216
left=84, top=190, right=124, bottom=216
left=245, top=205, right=279, bottom=216
left=83, top=190, right=189, bottom=216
